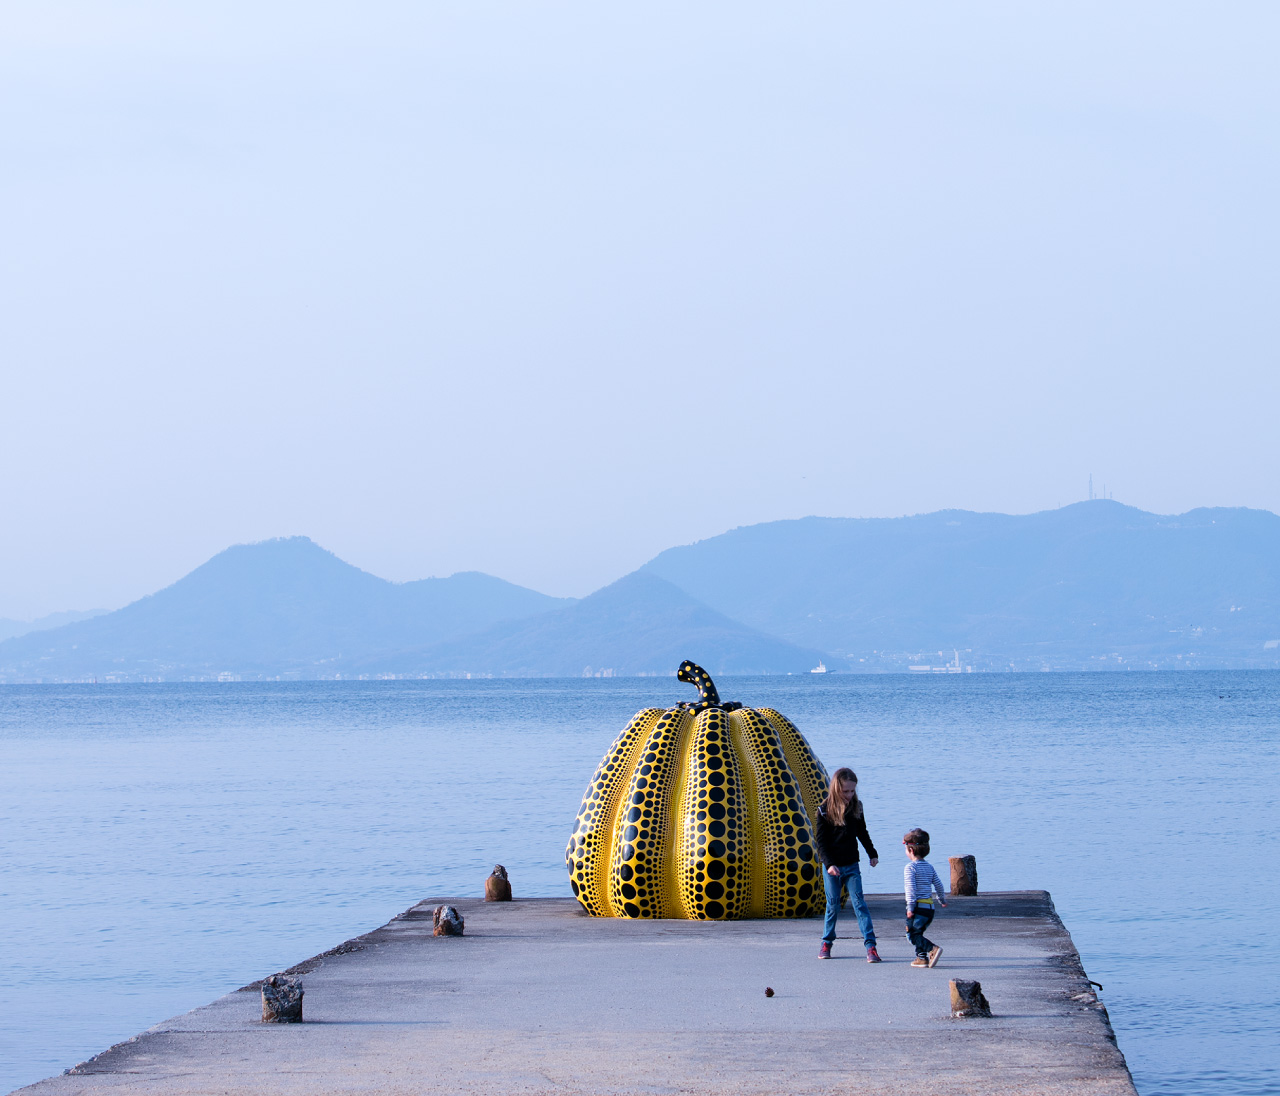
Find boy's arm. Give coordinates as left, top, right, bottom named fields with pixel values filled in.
left=904, top=863, right=916, bottom=915
left=932, top=864, right=948, bottom=905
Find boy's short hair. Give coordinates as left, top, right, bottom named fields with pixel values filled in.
left=903, top=828, right=930, bottom=857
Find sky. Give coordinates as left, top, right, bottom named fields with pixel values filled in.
left=2, top=2, right=1278, bottom=618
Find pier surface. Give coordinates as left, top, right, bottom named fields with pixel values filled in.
left=21, top=891, right=1135, bottom=1096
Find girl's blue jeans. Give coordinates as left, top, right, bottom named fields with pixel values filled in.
left=821, top=863, right=876, bottom=948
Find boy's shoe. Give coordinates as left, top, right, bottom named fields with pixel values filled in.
left=911, top=956, right=928, bottom=967
left=818, top=941, right=832, bottom=959
left=866, top=947, right=882, bottom=963
left=927, top=945, right=943, bottom=968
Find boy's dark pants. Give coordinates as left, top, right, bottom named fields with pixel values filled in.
left=907, top=907, right=935, bottom=957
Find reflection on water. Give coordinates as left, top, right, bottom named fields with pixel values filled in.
left=1, top=674, right=1276, bottom=1094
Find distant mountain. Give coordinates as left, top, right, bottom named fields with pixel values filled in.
left=5, top=503, right=1278, bottom=681
left=360, top=571, right=827, bottom=677
left=0, top=608, right=109, bottom=643
left=0, top=538, right=567, bottom=681
left=641, top=501, right=1280, bottom=670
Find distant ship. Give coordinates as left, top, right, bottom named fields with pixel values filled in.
left=810, top=661, right=828, bottom=674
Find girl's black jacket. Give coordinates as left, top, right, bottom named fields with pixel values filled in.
left=814, top=806, right=879, bottom=867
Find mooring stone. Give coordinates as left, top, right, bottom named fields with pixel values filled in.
left=261, top=974, right=303, bottom=1023
left=949, top=854, right=978, bottom=896
left=950, top=978, right=992, bottom=1018
left=433, top=904, right=465, bottom=936
left=485, top=864, right=512, bottom=902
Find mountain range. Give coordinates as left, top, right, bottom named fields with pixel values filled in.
left=0, top=538, right=565, bottom=681
left=642, top=501, right=1280, bottom=669
left=2, top=501, right=1278, bottom=681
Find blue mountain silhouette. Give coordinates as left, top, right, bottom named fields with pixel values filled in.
left=361, top=571, right=825, bottom=677
left=641, top=501, right=1280, bottom=669
left=0, top=537, right=565, bottom=680
left=3, top=503, right=1278, bottom=680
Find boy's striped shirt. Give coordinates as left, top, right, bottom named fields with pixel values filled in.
left=904, top=859, right=946, bottom=910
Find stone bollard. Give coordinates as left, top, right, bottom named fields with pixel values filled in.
left=949, top=855, right=978, bottom=896
left=261, top=975, right=303, bottom=1023
left=433, top=905, right=465, bottom=936
left=485, top=864, right=512, bottom=902
left=950, top=979, right=991, bottom=1018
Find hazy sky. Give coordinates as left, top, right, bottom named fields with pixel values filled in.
left=3, top=2, right=1277, bottom=618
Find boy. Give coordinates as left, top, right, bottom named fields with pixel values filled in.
left=903, top=828, right=947, bottom=967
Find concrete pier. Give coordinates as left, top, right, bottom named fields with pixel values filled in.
left=20, top=891, right=1136, bottom=1096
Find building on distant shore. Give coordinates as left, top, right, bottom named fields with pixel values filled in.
left=908, top=650, right=973, bottom=673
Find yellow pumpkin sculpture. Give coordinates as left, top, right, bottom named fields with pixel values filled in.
left=566, top=661, right=830, bottom=919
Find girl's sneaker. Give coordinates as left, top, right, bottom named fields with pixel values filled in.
left=818, top=941, right=832, bottom=959
left=866, top=947, right=882, bottom=963
left=911, top=956, right=928, bottom=967
left=927, top=945, right=943, bottom=968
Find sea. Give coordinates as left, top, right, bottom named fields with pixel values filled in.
left=1, top=674, right=1276, bottom=1095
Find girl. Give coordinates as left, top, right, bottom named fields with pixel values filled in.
left=815, top=767, right=881, bottom=961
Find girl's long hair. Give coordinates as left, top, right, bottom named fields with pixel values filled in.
left=824, top=767, right=862, bottom=825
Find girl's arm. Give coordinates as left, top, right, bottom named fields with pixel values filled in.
left=855, top=815, right=879, bottom=862
left=813, top=810, right=836, bottom=867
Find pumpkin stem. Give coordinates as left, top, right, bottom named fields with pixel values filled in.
left=677, top=660, right=742, bottom=713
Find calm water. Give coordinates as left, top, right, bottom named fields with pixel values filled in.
left=1, top=675, right=1276, bottom=1095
